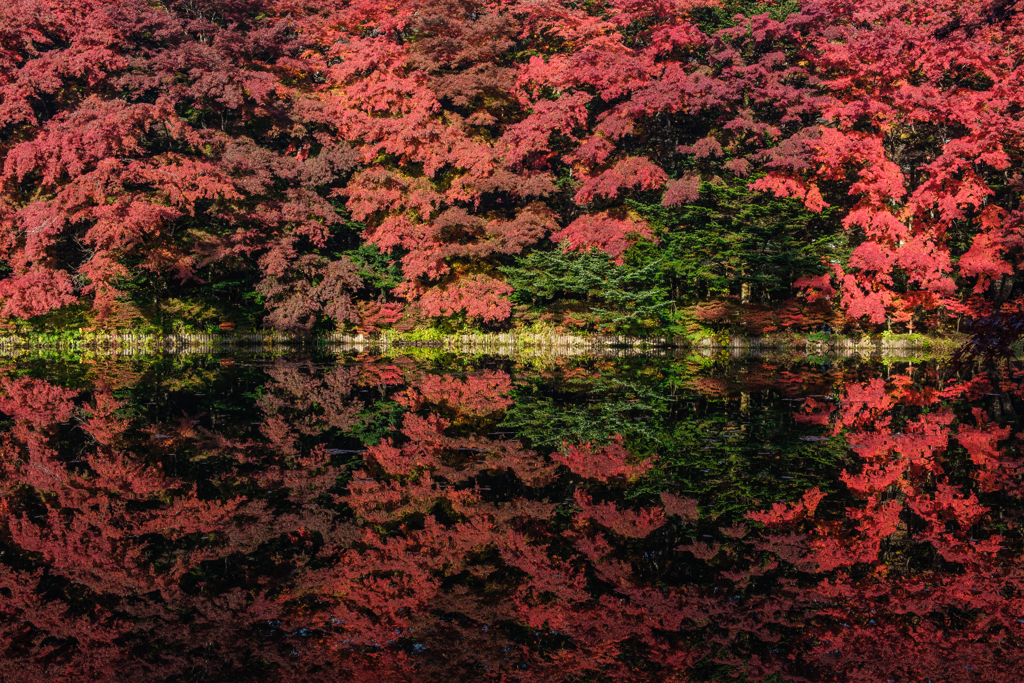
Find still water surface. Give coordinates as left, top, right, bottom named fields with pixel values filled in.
left=0, top=353, right=1021, bottom=682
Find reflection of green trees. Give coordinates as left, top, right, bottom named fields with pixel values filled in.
left=646, top=397, right=852, bottom=519
left=500, top=358, right=856, bottom=519
left=498, top=358, right=674, bottom=451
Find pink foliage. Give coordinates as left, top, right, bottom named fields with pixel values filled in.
left=551, top=212, right=655, bottom=263
left=0, top=266, right=77, bottom=318
left=417, top=274, right=514, bottom=322
left=661, top=174, right=702, bottom=206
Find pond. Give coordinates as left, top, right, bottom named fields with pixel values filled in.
left=0, top=351, right=1021, bottom=682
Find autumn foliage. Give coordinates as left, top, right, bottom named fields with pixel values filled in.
left=0, top=0, right=1022, bottom=331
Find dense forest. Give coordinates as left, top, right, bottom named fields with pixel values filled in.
left=0, top=0, right=1022, bottom=337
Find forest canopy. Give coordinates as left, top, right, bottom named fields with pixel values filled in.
left=0, top=0, right=1021, bottom=334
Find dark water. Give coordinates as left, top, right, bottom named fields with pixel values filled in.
left=0, top=352, right=1021, bottom=682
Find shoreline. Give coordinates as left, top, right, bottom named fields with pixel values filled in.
left=0, top=329, right=977, bottom=359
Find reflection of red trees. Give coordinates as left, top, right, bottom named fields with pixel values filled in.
left=726, top=368, right=1024, bottom=681
left=553, top=436, right=655, bottom=483
left=396, top=371, right=514, bottom=417
left=0, top=361, right=1022, bottom=681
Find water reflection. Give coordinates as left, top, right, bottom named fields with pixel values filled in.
left=0, top=355, right=1021, bottom=681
